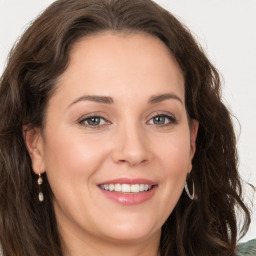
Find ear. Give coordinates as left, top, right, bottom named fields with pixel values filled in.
left=190, top=119, right=199, bottom=158
left=187, top=119, right=199, bottom=173
left=23, top=126, right=46, bottom=175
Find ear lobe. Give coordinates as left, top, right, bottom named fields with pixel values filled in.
left=23, top=126, right=46, bottom=174
left=190, top=119, right=199, bottom=159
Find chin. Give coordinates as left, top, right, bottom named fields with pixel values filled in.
left=97, top=216, right=161, bottom=243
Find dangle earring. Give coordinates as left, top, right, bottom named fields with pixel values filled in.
left=37, top=173, right=44, bottom=202
left=184, top=180, right=196, bottom=200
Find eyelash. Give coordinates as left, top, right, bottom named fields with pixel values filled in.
left=147, top=114, right=177, bottom=127
left=78, top=115, right=110, bottom=128
left=78, top=113, right=177, bottom=129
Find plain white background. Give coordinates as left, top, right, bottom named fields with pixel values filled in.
left=0, top=0, right=255, bottom=242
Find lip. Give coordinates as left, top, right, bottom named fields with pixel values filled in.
left=98, top=178, right=158, bottom=205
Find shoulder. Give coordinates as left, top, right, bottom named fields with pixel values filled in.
left=236, top=239, right=256, bottom=256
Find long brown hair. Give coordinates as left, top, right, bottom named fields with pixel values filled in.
left=0, top=0, right=251, bottom=255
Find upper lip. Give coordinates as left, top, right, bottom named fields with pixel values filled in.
left=98, top=178, right=157, bottom=186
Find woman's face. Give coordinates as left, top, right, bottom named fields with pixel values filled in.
left=29, top=32, right=198, bottom=246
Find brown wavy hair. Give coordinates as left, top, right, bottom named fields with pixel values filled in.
left=0, top=0, right=251, bottom=255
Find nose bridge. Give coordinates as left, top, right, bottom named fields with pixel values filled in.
left=112, top=117, right=151, bottom=166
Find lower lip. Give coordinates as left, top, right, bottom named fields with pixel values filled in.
left=99, top=186, right=157, bottom=205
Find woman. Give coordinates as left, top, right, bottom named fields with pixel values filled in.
left=0, top=0, right=254, bottom=255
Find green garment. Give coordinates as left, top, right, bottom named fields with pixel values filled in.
left=236, top=240, right=256, bottom=256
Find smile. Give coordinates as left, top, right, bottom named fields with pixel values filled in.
left=99, top=184, right=153, bottom=193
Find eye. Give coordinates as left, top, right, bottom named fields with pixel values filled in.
left=148, top=114, right=177, bottom=126
left=79, top=115, right=109, bottom=128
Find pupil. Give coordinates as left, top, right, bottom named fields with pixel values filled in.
left=154, top=116, right=165, bottom=124
left=88, top=117, right=100, bottom=125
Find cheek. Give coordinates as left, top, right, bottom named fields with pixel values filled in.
left=155, top=129, right=191, bottom=200
left=42, top=129, right=112, bottom=220
left=42, top=129, right=108, bottom=184
left=158, top=131, right=191, bottom=174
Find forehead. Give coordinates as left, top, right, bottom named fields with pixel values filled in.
left=54, top=31, right=185, bottom=104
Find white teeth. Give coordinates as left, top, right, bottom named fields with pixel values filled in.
left=100, top=184, right=153, bottom=193
left=115, top=184, right=122, bottom=192
left=109, top=184, right=115, bottom=191
left=131, top=184, right=140, bottom=193
left=122, top=184, right=131, bottom=193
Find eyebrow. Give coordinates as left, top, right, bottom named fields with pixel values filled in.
left=68, top=95, right=113, bottom=108
left=149, top=93, right=183, bottom=105
left=68, top=93, right=183, bottom=109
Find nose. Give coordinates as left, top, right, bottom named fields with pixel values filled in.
left=111, top=123, right=152, bottom=166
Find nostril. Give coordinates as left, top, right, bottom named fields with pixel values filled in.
left=117, top=158, right=148, bottom=166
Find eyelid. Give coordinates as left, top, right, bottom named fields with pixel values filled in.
left=147, top=111, right=176, bottom=120
left=77, top=111, right=109, bottom=121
